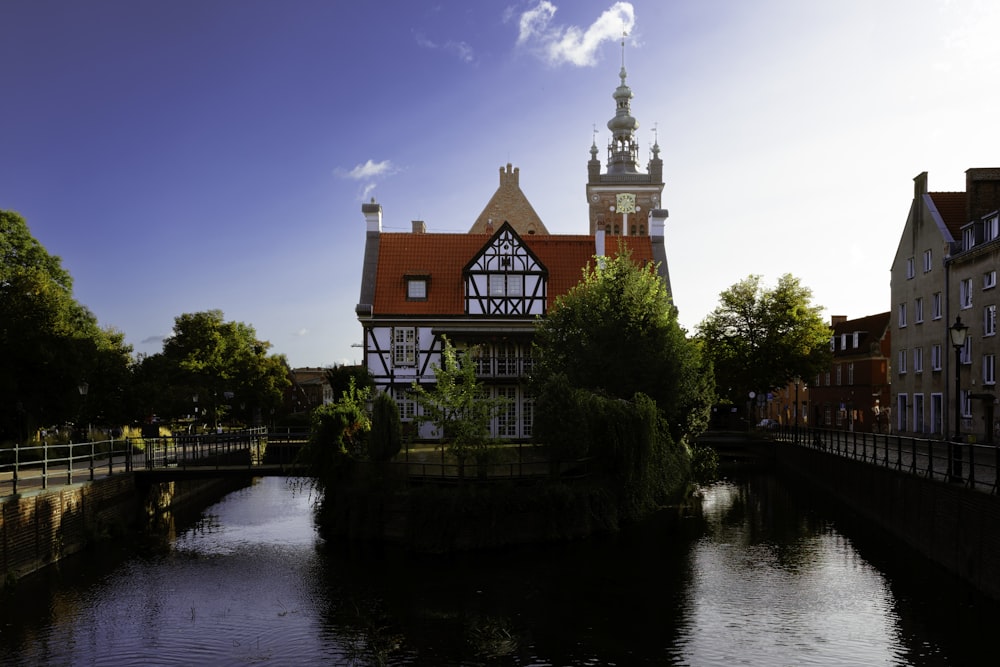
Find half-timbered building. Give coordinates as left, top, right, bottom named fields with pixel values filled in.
left=354, top=55, right=672, bottom=441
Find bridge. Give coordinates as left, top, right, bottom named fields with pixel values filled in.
left=0, top=429, right=308, bottom=498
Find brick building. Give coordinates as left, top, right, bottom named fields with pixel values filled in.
left=808, top=313, right=892, bottom=433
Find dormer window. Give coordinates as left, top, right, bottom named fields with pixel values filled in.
left=406, top=275, right=428, bottom=301
left=985, top=214, right=999, bottom=242
left=963, top=225, right=976, bottom=251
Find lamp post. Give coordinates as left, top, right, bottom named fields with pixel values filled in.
left=77, top=381, right=89, bottom=442
left=949, top=315, right=968, bottom=482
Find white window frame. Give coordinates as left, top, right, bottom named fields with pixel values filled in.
left=985, top=354, right=996, bottom=386
left=489, top=274, right=506, bottom=297
left=393, top=327, right=417, bottom=367
left=963, top=226, right=976, bottom=251
left=521, top=396, right=534, bottom=438
left=985, top=304, right=997, bottom=337
left=898, top=349, right=907, bottom=375
left=932, top=292, right=943, bottom=320
left=931, top=344, right=942, bottom=371
left=961, top=338, right=972, bottom=365
left=985, top=214, right=999, bottom=242
left=913, top=347, right=923, bottom=373
left=394, top=388, right=416, bottom=421
left=407, top=278, right=427, bottom=300
left=906, top=257, right=915, bottom=279
left=898, top=303, right=907, bottom=328
left=985, top=270, right=997, bottom=290
left=494, top=386, right=518, bottom=438
left=961, top=278, right=973, bottom=309
left=923, top=249, right=933, bottom=272
left=913, top=393, right=925, bottom=434
left=507, top=274, right=524, bottom=297
left=915, top=297, right=924, bottom=323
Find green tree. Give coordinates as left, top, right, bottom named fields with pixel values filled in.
left=326, top=364, right=374, bottom=399
left=697, top=274, right=831, bottom=405
left=368, top=390, right=402, bottom=462
left=1, top=210, right=133, bottom=440
left=410, top=337, right=508, bottom=468
left=532, top=246, right=714, bottom=443
left=142, top=310, right=289, bottom=427
left=304, top=378, right=371, bottom=488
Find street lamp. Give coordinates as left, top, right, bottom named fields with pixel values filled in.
left=77, top=381, right=89, bottom=442
left=949, top=315, right=969, bottom=482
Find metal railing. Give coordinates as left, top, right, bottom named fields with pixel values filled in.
left=1, top=428, right=287, bottom=498
left=0, top=437, right=137, bottom=497
left=765, top=425, right=1000, bottom=494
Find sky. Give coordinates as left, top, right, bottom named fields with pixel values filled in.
left=3, top=0, right=1000, bottom=369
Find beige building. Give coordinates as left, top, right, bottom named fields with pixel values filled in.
left=890, top=169, right=1000, bottom=441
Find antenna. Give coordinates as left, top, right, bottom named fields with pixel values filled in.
left=621, top=24, right=627, bottom=68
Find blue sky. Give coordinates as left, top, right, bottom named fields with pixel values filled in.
left=3, top=0, right=1000, bottom=368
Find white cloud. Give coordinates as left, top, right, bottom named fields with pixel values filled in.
left=516, top=1, right=634, bottom=66
left=413, top=31, right=475, bottom=64
left=294, top=328, right=309, bottom=337
left=341, top=159, right=396, bottom=180
left=517, top=0, right=557, bottom=45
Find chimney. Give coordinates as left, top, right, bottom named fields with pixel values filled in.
left=966, top=167, right=1000, bottom=222
left=913, top=172, right=928, bottom=199
left=831, top=315, right=847, bottom=326
left=412, top=220, right=426, bottom=234
left=362, top=198, right=382, bottom=233
left=648, top=208, right=668, bottom=238
left=499, top=163, right=519, bottom=187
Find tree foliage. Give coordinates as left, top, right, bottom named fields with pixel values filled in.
left=1, top=210, right=133, bottom=441
left=532, top=247, right=714, bottom=443
left=138, top=310, right=289, bottom=426
left=326, top=364, right=374, bottom=399
left=369, top=390, right=402, bottom=463
left=304, top=378, right=371, bottom=489
left=410, top=337, right=508, bottom=464
left=697, top=274, right=832, bottom=404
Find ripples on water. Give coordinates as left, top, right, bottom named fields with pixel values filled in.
left=0, top=474, right=997, bottom=665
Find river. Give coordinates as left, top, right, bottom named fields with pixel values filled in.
left=0, top=471, right=996, bottom=665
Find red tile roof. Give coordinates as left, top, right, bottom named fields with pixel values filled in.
left=928, top=192, right=966, bottom=239
left=372, top=232, right=654, bottom=316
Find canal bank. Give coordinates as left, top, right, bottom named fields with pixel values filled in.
left=1, top=473, right=251, bottom=583
left=774, top=442, right=1000, bottom=601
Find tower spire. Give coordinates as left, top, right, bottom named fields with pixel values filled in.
left=606, top=29, right=639, bottom=174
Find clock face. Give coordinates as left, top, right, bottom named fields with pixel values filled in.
left=616, top=193, right=636, bottom=214
left=591, top=194, right=600, bottom=202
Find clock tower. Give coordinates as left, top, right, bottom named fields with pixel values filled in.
left=586, top=43, right=665, bottom=236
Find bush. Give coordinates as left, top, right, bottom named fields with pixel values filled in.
left=369, top=392, right=402, bottom=462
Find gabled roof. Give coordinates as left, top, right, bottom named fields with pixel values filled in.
left=371, top=232, right=654, bottom=316
left=468, top=164, right=549, bottom=236
left=831, top=312, right=890, bottom=355
left=928, top=191, right=966, bottom=239
left=832, top=312, right=890, bottom=337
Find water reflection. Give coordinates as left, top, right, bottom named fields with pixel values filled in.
left=0, top=473, right=997, bottom=665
